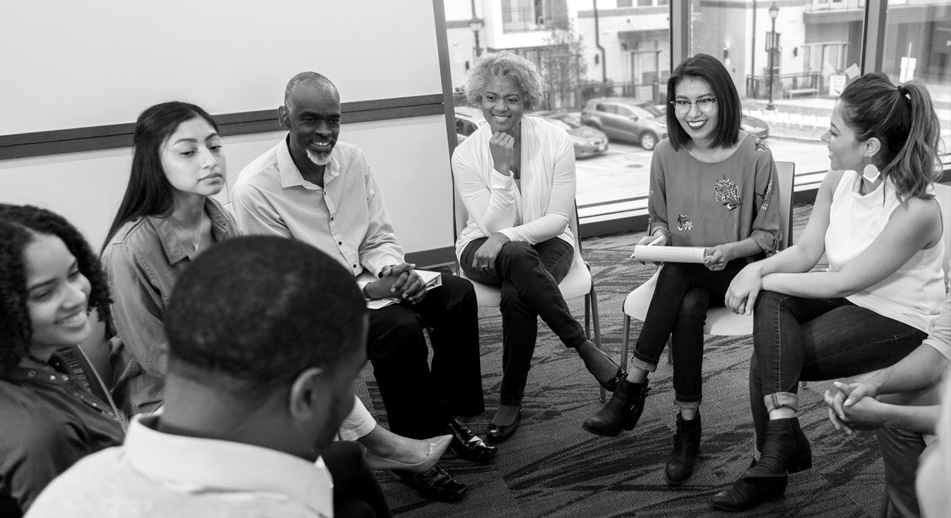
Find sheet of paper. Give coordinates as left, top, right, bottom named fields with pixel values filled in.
left=360, top=269, right=443, bottom=310
left=631, top=245, right=708, bottom=264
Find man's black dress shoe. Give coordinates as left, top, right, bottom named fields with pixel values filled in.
left=446, top=417, right=498, bottom=461
left=486, top=407, right=521, bottom=443
left=393, top=465, right=467, bottom=502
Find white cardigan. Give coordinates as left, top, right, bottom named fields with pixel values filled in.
left=451, top=116, right=576, bottom=258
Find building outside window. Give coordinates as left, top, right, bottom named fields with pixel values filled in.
left=443, top=0, right=949, bottom=231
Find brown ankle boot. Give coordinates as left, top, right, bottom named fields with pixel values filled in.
left=581, top=378, right=650, bottom=437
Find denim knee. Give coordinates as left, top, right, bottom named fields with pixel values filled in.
left=680, top=288, right=709, bottom=317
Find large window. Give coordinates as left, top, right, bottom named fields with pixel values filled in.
left=882, top=0, right=951, bottom=154
left=442, top=0, right=949, bottom=231
left=687, top=0, right=864, bottom=188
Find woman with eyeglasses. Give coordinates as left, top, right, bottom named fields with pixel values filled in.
left=582, top=53, right=782, bottom=486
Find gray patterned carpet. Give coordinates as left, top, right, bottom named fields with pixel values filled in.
left=357, top=204, right=891, bottom=518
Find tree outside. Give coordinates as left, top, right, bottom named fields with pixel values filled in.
left=542, top=17, right=587, bottom=110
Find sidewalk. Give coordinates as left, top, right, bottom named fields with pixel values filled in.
left=743, top=95, right=951, bottom=146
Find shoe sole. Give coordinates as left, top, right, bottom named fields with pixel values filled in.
left=407, top=487, right=466, bottom=502
left=581, top=423, right=626, bottom=437
left=710, top=490, right=785, bottom=512
left=449, top=447, right=498, bottom=462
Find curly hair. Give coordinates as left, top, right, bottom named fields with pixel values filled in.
left=465, top=52, right=545, bottom=111
left=0, top=205, right=113, bottom=376
left=839, top=72, right=942, bottom=200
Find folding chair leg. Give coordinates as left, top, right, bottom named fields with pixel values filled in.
left=587, top=289, right=604, bottom=402
left=667, top=336, right=673, bottom=364
left=620, top=315, right=631, bottom=373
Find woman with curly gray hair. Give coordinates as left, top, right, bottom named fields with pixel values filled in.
left=452, top=52, right=623, bottom=443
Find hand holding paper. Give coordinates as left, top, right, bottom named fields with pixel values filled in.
left=631, top=245, right=708, bottom=263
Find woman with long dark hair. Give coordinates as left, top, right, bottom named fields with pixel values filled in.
left=102, top=101, right=238, bottom=416
left=713, top=73, right=945, bottom=511
left=581, top=54, right=781, bottom=486
left=0, top=205, right=125, bottom=517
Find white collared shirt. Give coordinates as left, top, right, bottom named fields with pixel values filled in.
left=232, top=137, right=405, bottom=278
left=26, top=416, right=334, bottom=518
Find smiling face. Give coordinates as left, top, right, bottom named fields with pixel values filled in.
left=24, top=234, right=92, bottom=357
left=160, top=117, right=226, bottom=197
left=481, top=77, right=525, bottom=136
left=673, top=76, right=719, bottom=147
left=282, top=83, right=341, bottom=170
left=821, top=100, right=869, bottom=172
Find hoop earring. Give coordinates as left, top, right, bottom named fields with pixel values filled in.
left=862, top=156, right=880, bottom=182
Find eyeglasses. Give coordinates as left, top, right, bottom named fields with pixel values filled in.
left=671, top=97, right=718, bottom=115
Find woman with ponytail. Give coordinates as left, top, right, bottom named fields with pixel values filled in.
left=711, top=72, right=945, bottom=511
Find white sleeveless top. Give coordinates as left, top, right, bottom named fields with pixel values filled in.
left=825, top=170, right=945, bottom=332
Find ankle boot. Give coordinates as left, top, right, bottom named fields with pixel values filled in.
left=745, top=417, right=812, bottom=480
left=582, top=378, right=650, bottom=437
left=710, top=466, right=788, bottom=512
left=665, top=412, right=701, bottom=486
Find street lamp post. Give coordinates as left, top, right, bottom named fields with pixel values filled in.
left=766, top=2, right=779, bottom=110
left=469, top=0, right=483, bottom=59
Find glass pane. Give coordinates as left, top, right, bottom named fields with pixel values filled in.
left=882, top=0, right=951, bottom=153
left=443, top=0, right=670, bottom=213
left=689, top=0, right=866, bottom=182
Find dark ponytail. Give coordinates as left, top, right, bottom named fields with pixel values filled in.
left=839, top=73, right=941, bottom=201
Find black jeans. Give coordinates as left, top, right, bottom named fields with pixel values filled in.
left=749, top=291, right=925, bottom=450
left=367, top=274, right=484, bottom=439
left=322, top=441, right=393, bottom=518
left=631, top=260, right=746, bottom=407
left=461, top=237, right=586, bottom=406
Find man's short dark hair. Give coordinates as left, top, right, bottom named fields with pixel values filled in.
left=166, top=236, right=366, bottom=399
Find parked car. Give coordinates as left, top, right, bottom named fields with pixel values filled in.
left=581, top=97, right=668, bottom=150
left=533, top=110, right=609, bottom=158
left=454, top=106, right=487, bottom=145
left=740, top=114, right=769, bottom=139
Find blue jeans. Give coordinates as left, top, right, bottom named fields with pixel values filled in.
left=749, top=291, right=926, bottom=450
left=630, top=260, right=746, bottom=407
left=461, top=237, right=586, bottom=406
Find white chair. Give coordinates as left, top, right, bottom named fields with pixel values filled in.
left=453, top=191, right=606, bottom=401
left=617, top=161, right=796, bottom=370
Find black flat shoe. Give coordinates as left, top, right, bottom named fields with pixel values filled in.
left=446, top=416, right=498, bottom=462
left=393, top=465, right=467, bottom=502
left=487, top=408, right=521, bottom=443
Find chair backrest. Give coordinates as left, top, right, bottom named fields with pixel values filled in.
left=775, top=161, right=795, bottom=250
left=932, top=182, right=951, bottom=281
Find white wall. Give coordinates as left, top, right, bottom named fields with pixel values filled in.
left=0, top=0, right=455, bottom=259
left=0, top=0, right=444, bottom=134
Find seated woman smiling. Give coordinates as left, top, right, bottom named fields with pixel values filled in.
left=452, top=52, right=623, bottom=442
left=0, top=205, right=126, bottom=517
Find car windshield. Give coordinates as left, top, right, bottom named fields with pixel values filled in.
left=553, top=115, right=582, bottom=129
left=635, top=103, right=664, bottom=117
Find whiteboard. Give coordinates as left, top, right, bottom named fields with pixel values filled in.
left=0, top=0, right=444, bottom=135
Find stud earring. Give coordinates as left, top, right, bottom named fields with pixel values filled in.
left=862, top=156, right=880, bottom=182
